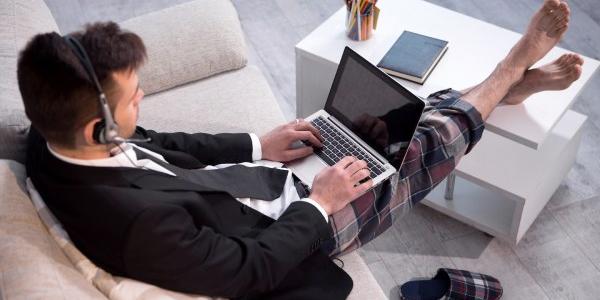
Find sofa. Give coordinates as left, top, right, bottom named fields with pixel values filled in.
left=0, top=0, right=387, bottom=299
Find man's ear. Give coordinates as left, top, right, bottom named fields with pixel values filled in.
left=82, top=117, right=104, bottom=146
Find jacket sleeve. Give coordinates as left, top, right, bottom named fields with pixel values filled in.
left=133, top=126, right=253, bottom=164
left=122, top=201, right=330, bottom=298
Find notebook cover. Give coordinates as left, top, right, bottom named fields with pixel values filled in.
left=377, top=31, right=448, bottom=82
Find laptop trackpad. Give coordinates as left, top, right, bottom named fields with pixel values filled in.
left=286, top=154, right=328, bottom=188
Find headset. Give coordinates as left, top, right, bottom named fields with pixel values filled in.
left=62, top=35, right=150, bottom=145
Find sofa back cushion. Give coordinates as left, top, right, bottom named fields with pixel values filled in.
left=0, top=116, right=29, bottom=164
left=0, top=0, right=60, bottom=163
left=25, top=169, right=226, bottom=300
left=119, top=0, right=248, bottom=96
left=0, top=160, right=107, bottom=299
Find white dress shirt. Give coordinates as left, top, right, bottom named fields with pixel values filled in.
left=46, top=133, right=328, bottom=222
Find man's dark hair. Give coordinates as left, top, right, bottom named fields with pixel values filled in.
left=17, top=22, right=146, bottom=148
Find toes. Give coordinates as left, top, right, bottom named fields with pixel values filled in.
left=550, top=23, right=568, bottom=38
left=550, top=54, right=583, bottom=75
left=543, top=0, right=562, bottom=19
left=541, top=0, right=561, bottom=22
left=561, top=65, right=583, bottom=89
left=558, top=2, right=569, bottom=10
left=556, top=65, right=581, bottom=90
left=544, top=0, right=561, bottom=11
left=555, top=54, right=570, bottom=67
left=569, top=54, right=580, bottom=64
left=566, top=63, right=582, bottom=78
left=558, top=2, right=570, bottom=14
left=573, top=64, right=583, bottom=79
left=556, top=2, right=570, bottom=19
left=564, top=54, right=577, bottom=65
left=558, top=54, right=570, bottom=63
left=564, top=53, right=584, bottom=67
left=552, top=12, right=569, bottom=26
left=547, top=2, right=569, bottom=31
left=552, top=10, right=569, bottom=28
left=555, top=15, right=569, bottom=27
left=573, top=54, right=584, bottom=66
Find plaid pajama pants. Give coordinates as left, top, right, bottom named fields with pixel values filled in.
left=324, top=88, right=485, bottom=257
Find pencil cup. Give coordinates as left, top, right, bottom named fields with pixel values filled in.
left=345, top=9, right=374, bottom=41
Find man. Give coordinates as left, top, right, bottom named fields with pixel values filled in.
left=20, top=0, right=581, bottom=299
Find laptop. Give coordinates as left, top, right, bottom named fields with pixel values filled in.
left=286, top=46, right=425, bottom=188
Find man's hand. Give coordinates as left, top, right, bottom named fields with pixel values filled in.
left=259, top=119, right=323, bottom=162
left=309, top=156, right=373, bottom=215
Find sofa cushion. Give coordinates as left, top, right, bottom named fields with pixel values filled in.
left=119, top=0, right=248, bottom=96
left=342, top=252, right=388, bottom=299
left=0, top=115, right=29, bottom=164
left=0, top=0, right=60, bottom=162
left=0, top=160, right=106, bottom=299
left=138, top=65, right=286, bottom=135
left=108, top=279, right=224, bottom=300
left=26, top=177, right=223, bottom=300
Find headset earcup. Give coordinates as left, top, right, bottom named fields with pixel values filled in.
left=93, top=120, right=106, bottom=144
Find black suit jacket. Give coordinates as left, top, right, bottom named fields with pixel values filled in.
left=26, top=127, right=352, bottom=300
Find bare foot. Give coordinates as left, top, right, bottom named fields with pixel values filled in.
left=502, top=53, right=583, bottom=105
left=504, top=0, right=570, bottom=73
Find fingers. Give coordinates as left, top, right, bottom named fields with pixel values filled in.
left=294, top=130, right=323, bottom=147
left=345, top=159, right=368, bottom=175
left=282, top=146, right=314, bottom=161
left=354, top=178, right=373, bottom=194
left=335, top=157, right=371, bottom=188
left=292, top=119, right=323, bottom=142
left=351, top=168, right=370, bottom=182
left=335, top=156, right=357, bottom=169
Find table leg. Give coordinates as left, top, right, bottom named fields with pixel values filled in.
left=444, top=171, right=456, bottom=200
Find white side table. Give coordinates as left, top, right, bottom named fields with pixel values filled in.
left=295, top=0, right=599, bottom=244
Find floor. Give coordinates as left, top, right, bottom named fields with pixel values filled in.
left=44, top=0, right=600, bottom=299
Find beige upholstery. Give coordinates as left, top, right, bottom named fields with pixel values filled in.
left=0, top=0, right=60, bottom=163
left=139, top=66, right=285, bottom=136
left=0, top=160, right=106, bottom=299
left=119, top=0, right=248, bottom=96
left=343, top=253, right=388, bottom=299
left=0, top=0, right=60, bottom=124
left=108, top=279, right=223, bottom=300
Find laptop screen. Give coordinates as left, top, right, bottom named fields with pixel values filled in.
left=325, top=47, right=425, bottom=168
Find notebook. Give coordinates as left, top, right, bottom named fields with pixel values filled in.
left=377, top=31, right=448, bottom=84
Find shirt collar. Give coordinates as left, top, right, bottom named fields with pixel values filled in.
left=47, top=143, right=139, bottom=168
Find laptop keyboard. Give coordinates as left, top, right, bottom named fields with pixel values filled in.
left=310, top=116, right=386, bottom=177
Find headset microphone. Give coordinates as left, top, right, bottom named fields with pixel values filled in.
left=110, top=136, right=152, bottom=143
left=63, top=34, right=151, bottom=145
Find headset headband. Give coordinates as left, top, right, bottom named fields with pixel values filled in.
left=61, top=34, right=150, bottom=145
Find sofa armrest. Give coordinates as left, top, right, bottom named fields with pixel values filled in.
left=342, top=252, right=387, bottom=299
left=119, top=0, right=248, bottom=95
